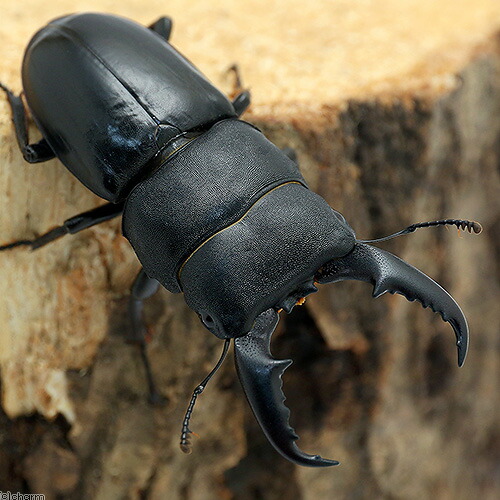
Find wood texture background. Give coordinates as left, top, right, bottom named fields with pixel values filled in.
left=0, top=1, right=499, bottom=499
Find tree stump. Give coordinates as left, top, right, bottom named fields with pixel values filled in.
left=1, top=1, right=499, bottom=499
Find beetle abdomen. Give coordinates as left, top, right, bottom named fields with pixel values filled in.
left=123, top=119, right=308, bottom=292
left=22, top=13, right=236, bottom=201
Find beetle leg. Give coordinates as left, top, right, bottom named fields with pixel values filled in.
left=148, top=16, right=173, bottom=41
left=226, top=64, right=251, bottom=116
left=0, top=83, right=55, bottom=163
left=0, top=202, right=124, bottom=251
left=232, top=90, right=252, bottom=116
left=128, top=268, right=165, bottom=405
left=281, top=147, right=298, bottom=164
left=316, top=242, right=469, bottom=366
left=234, top=308, right=339, bottom=467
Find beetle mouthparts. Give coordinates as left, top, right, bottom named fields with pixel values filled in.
left=234, top=309, right=339, bottom=467
left=315, top=242, right=469, bottom=367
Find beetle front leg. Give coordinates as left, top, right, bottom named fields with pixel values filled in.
left=148, top=16, right=173, bottom=41
left=0, top=202, right=124, bottom=251
left=0, top=83, right=55, bottom=163
left=128, top=268, right=165, bottom=405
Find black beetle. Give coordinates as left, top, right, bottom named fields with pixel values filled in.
left=0, top=13, right=481, bottom=467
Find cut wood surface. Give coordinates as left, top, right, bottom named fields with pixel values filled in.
left=0, top=1, right=499, bottom=499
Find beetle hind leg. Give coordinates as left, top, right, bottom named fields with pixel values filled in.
left=0, top=82, right=55, bottom=163
left=148, top=16, right=173, bottom=41
left=128, top=268, right=165, bottom=405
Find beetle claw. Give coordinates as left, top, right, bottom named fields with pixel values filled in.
left=315, top=242, right=469, bottom=366
left=234, top=309, right=339, bottom=467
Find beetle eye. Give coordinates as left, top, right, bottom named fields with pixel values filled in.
left=201, top=314, right=215, bottom=329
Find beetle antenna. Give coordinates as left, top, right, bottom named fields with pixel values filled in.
left=358, top=218, right=482, bottom=243
left=180, top=339, right=231, bottom=454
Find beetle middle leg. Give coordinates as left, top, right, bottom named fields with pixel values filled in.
left=0, top=202, right=124, bottom=251
left=227, top=64, right=251, bottom=116
left=0, top=83, right=55, bottom=163
left=128, top=268, right=165, bottom=405
left=281, top=147, right=298, bottom=163
left=232, top=91, right=251, bottom=116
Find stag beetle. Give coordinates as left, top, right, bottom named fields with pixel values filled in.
left=0, top=13, right=481, bottom=467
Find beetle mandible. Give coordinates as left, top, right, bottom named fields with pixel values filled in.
left=0, top=13, right=482, bottom=467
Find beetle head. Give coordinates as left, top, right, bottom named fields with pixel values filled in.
left=230, top=234, right=474, bottom=467
left=181, top=186, right=476, bottom=466
left=179, top=182, right=356, bottom=339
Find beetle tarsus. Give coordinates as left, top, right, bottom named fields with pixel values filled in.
left=0, top=239, right=35, bottom=251
left=128, top=269, right=165, bottom=403
left=227, top=63, right=251, bottom=116
left=227, top=63, right=244, bottom=92
left=0, top=82, right=56, bottom=163
left=0, top=226, right=69, bottom=252
left=137, top=342, right=167, bottom=406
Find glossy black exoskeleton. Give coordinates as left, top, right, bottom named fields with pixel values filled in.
left=0, top=13, right=481, bottom=467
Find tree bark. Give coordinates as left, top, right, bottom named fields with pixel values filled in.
left=1, top=2, right=499, bottom=499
